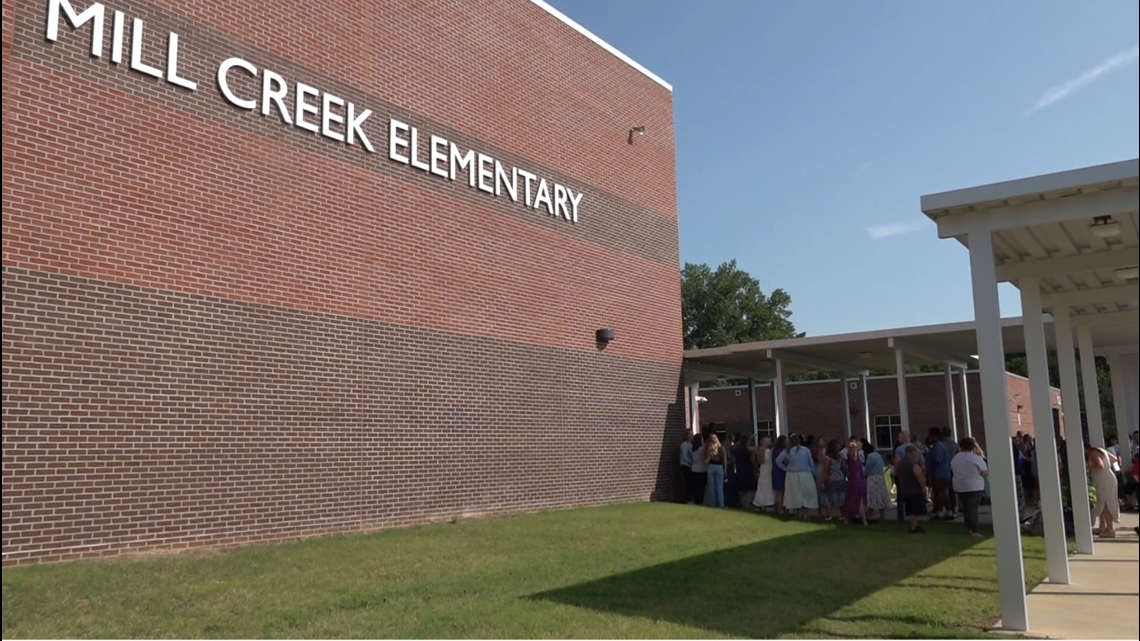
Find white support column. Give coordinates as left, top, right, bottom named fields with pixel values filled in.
left=945, top=364, right=959, bottom=441
left=841, top=371, right=852, bottom=439
left=960, top=367, right=973, bottom=438
left=772, top=364, right=786, bottom=438
left=1076, top=326, right=1105, bottom=448
left=688, top=382, right=700, bottom=435
left=749, top=378, right=760, bottom=446
left=1054, top=306, right=1094, bottom=555
left=1127, top=357, right=1140, bottom=442
left=1020, top=278, right=1069, bottom=584
left=860, top=373, right=872, bottom=444
left=1107, top=356, right=1133, bottom=470
left=967, top=230, right=1028, bottom=632
left=1127, top=357, right=1139, bottom=438
left=776, top=360, right=790, bottom=436
left=895, top=348, right=911, bottom=438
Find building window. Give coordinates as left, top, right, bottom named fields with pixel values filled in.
left=873, top=414, right=901, bottom=450
left=755, top=420, right=776, bottom=441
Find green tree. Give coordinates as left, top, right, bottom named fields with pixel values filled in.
left=681, top=260, right=800, bottom=350
left=1004, top=351, right=1117, bottom=437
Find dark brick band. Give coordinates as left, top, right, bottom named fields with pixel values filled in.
left=2, top=266, right=686, bottom=564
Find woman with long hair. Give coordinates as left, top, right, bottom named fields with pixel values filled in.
left=843, top=437, right=868, bottom=525
left=862, top=441, right=889, bottom=522
left=771, top=435, right=788, bottom=514
left=704, top=433, right=727, bottom=508
left=776, top=434, right=819, bottom=520
left=752, top=436, right=776, bottom=510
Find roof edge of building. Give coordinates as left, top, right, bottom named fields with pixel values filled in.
left=529, top=0, right=673, bottom=92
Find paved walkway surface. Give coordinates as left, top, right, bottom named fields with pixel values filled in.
left=1006, top=511, right=1139, bottom=639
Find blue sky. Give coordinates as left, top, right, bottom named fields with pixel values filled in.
left=547, top=0, right=1140, bottom=337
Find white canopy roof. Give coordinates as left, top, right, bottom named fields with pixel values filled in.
left=686, top=316, right=1041, bottom=381
left=922, top=158, right=1139, bottom=354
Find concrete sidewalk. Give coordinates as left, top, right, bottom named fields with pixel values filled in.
left=1008, top=512, right=1139, bottom=639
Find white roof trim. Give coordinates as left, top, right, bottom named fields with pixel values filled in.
left=920, top=158, right=1139, bottom=215
left=684, top=316, right=1040, bottom=360
left=529, top=0, right=673, bottom=91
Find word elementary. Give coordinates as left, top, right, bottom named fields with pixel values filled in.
left=44, top=0, right=585, bottom=224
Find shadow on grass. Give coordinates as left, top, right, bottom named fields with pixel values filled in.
left=530, top=516, right=981, bottom=638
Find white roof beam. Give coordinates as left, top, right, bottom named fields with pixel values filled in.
left=683, top=360, right=768, bottom=381
left=995, top=246, right=1139, bottom=282
left=1095, top=343, right=1140, bottom=357
left=1069, top=309, right=1139, bottom=329
left=886, top=337, right=969, bottom=369
left=935, top=186, right=1139, bottom=239
left=765, top=349, right=868, bottom=375
left=1041, top=283, right=1140, bottom=308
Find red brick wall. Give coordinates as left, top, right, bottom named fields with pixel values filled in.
left=697, top=372, right=1064, bottom=452
left=2, top=0, right=684, bottom=564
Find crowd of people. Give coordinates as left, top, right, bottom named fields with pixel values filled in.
left=679, top=426, right=1140, bottom=538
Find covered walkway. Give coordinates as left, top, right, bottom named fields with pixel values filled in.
left=997, top=513, right=1139, bottom=639
left=923, top=158, right=1139, bottom=632
left=684, top=316, right=1059, bottom=446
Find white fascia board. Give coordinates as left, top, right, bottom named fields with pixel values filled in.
left=921, top=158, right=1139, bottom=214
left=683, top=360, right=767, bottom=380
left=935, top=186, right=1139, bottom=239
left=1041, top=283, right=1140, bottom=308
left=529, top=0, right=672, bottom=91
left=886, top=337, right=969, bottom=369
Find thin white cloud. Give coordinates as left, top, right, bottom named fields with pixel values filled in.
left=1026, top=45, right=1140, bottom=115
left=865, top=220, right=924, bottom=240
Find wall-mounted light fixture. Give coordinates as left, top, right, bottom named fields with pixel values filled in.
left=1090, top=215, right=1121, bottom=240
left=628, top=125, right=646, bottom=145
left=596, top=328, right=615, bottom=343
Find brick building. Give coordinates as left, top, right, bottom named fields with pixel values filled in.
left=696, top=371, right=1065, bottom=453
left=2, top=0, right=685, bottom=564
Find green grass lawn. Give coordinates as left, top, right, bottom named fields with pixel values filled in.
left=2, top=502, right=1048, bottom=639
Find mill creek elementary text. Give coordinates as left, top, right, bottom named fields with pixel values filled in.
left=45, top=0, right=587, bottom=223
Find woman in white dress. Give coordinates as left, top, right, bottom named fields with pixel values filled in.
left=777, top=434, right=819, bottom=520
left=752, top=436, right=775, bottom=510
left=1086, top=443, right=1120, bottom=538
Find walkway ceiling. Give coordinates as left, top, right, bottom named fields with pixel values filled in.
left=922, top=158, right=1139, bottom=355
